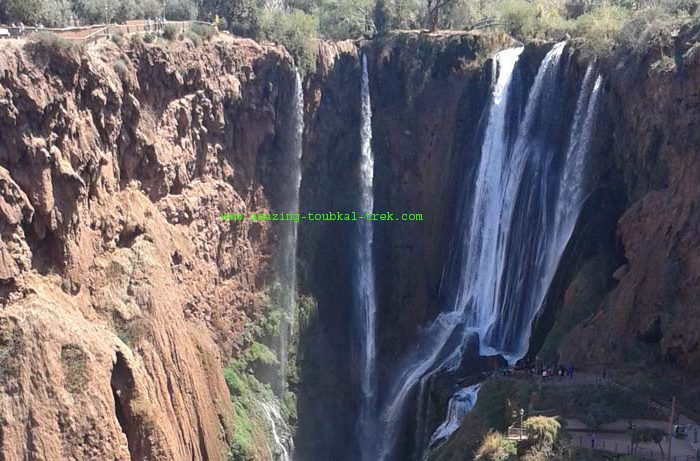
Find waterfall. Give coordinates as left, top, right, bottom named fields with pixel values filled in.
left=261, top=401, right=293, bottom=461
left=428, top=384, right=481, bottom=448
left=356, top=52, right=378, bottom=460
left=378, top=46, right=524, bottom=460
left=377, top=43, right=603, bottom=460
left=267, top=70, right=303, bottom=460
left=277, top=70, right=304, bottom=392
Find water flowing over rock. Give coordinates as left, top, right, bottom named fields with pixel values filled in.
left=428, top=383, right=481, bottom=448
left=376, top=42, right=602, bottom=460
left=261, top=401, right=293, bottom=461
left=356, top=53, right=378, bottom=460
left=274, top=70, right=304, bottom=395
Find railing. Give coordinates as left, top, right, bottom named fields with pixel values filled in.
left=466, top=18, right=506, bottom=31
left=1, top=20, right=215, bottom=43
left=574, top=436, right=700, bottom=460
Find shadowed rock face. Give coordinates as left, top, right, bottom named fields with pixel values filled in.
left=0, top=37, right=297, bottom=460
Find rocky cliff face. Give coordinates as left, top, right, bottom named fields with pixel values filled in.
left=2, top=23, right=700, bottom=461
left=553, top=24, right=700, bottom=379
left=0, top=36, right=296, bottom=460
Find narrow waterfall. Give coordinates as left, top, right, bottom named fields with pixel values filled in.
left=261, top=401, right=293, bottom=461
left=356, top=53, right=378, bottom=460
left=428, top=384, right=481, bottom=448
left=378, top=43, right=603, bottom=460
left=267, top=70, right=303, bottom=459
left=277, top=70, right=304, bottom=392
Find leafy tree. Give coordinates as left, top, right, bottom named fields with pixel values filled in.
left=317, top=0, right=375, bottom=39
left=227, top=0, right=265, bottom=37
left=425, top=0, right=459, bottom=30
left=374, top=0, right=392, bottom=34
left=522, top=416, right=561, bottom=451
left=392, top=0, right=422, bottom=28
left=474, top=431, right=517, bottom=461
left=139, top=0, right=163, bottom=18
left=3, top=0, right=72, bottom=26
left=631, top=427, right=666, bottom=457
left=164, top=0, right=197, bottom=19
left=498, top=0, right=539, bottom=37
left=574, top=4, right=627, bottom=55
left=260, top=7, right=319, bottom=71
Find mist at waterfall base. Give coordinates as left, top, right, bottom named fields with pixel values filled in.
left=370, top=43, right=603, bottom=460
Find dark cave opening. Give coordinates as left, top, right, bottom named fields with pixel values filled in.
left=110, top=350, right=138, bottom=459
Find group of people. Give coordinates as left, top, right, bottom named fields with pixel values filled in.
left=144, top=18, right=167, bottom=32
left=528, top=363, right=576, bottom=380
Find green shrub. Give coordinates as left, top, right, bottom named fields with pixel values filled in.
left=142, top=32, right=156, bottom=43
left=26, top=31, right=83, bottom=56
left=111, top=31, right=125, bottom=47
left=190, top=22, right=217, bottom=41
left=260, top=8, right=319, bottom=73
left=573, top=5, right=628, bottom=56
left=113, top=58, right=129, bottom=79
left=522, top=416, right=561, bottom=451
left=317, top=0, right=372, bottom=39
left=184, top=30, right=203, bottom=46
left=60, top=344, right=87, bottom=394
left=162, top=23, right=179, bottom=40
left=497, top=0, right=540, bottom=39
left=245, top=341, right=279, bottom=367
left=617, top=6, right=686, bottom=55
left=475, top=431, right=517, bottom=461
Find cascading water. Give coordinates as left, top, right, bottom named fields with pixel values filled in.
left=377, top=46, right=524, bottom=460
left=428, top=384, right=481, bottom=448
left=276, top=70, right=304, bottom=393
left=376, top=43, right=603, bottom=460
left=267, top=70, right=303, bottom=460
left=261, top=401, right=293, bottom=461
left=356, top=53, right=378, bottom=460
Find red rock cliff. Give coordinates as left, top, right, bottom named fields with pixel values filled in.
left=0, top=36, right=294, bottom=460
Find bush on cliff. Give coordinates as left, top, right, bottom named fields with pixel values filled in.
left=260, top=8, right=319, bottom=72
left=162, top=23, right=179, bottom=40
left=522, top=416, right=561, bottom=451
left=26, top=31, right=85, bottom=57
left=475, top=431, right=517, bottom=461
left=573, top=4, right=627, bottom=55
left=190, top=22, right=217, bottom=40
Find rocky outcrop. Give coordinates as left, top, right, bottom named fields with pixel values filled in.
left=555, top=25, right=700, bottom=374
left=0, top=36, right=295, bottom=460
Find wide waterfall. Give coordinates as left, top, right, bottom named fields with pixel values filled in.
left=376, top=43, right=603, bottom=460
left=356, top=53, right=378, bottom=460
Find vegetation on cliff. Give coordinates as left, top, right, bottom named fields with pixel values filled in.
left=3, top=0, right=698, bottom=66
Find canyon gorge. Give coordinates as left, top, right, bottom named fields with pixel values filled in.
left=0, top=21, right=700, bottom=461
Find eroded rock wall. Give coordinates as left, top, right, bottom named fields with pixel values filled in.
left=554, top=25, right=700, bottom=376
left=0, top=37, right=295, bottom=460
